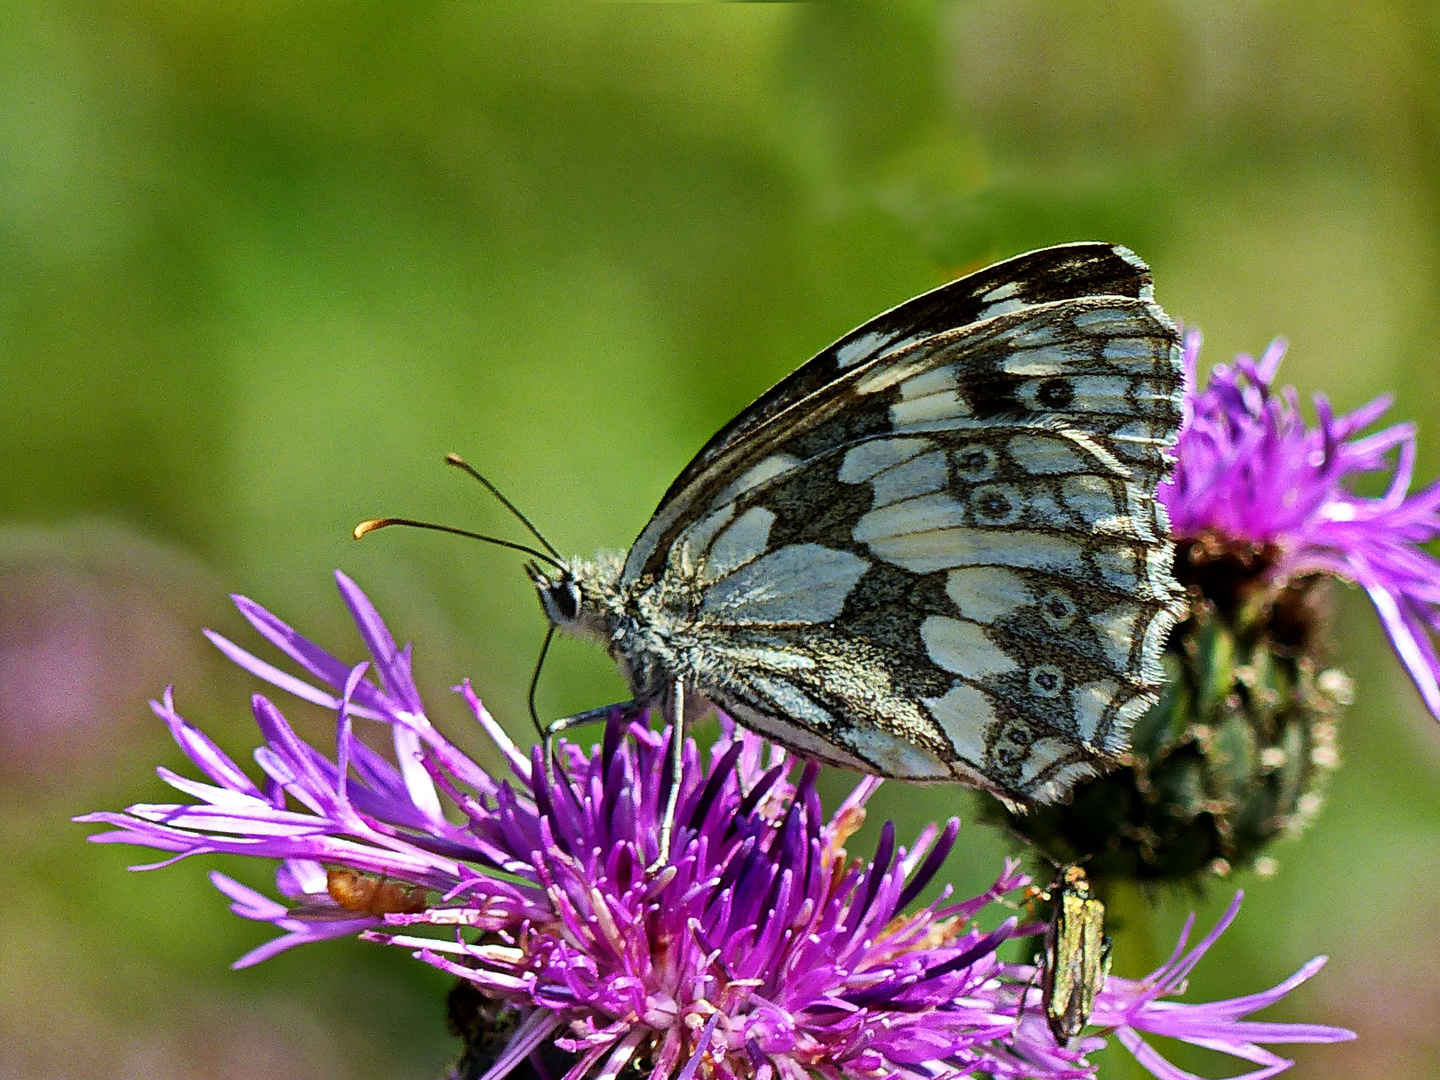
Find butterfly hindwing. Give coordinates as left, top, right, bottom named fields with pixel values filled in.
left=621, top=281, right=1185, bottom=806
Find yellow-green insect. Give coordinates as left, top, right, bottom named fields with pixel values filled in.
left=1040, top=864, right=1113, bottom=1044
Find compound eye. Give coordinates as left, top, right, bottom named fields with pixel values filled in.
left=551, top=579, right=582, bottom=623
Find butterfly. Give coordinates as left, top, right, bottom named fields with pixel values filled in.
left=362, top=242, right=1187, bottom=862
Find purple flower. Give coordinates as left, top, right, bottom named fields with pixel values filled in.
left=79, top=573, right=1353, bottom=1080
left=1160, top=331, right=1440, bottom=718
left=1086, top=893, right=1348, bottom=1080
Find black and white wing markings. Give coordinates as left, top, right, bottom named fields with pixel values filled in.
left=624, top=293, right=1186, bottom=806
left=656, top=242, right=1158, bottom=511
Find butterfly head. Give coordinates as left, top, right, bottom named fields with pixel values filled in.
left=525, top=554, right=626, bottom=641
left=528, top=561, right=583, bottom=627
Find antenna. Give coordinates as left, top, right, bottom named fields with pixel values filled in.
left=445, top=453, right=564, bottom=563
left=353, top=518, right=568, bottom=573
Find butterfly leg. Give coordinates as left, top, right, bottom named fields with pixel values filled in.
left=652, top=680, right=685, bottom=870
left=540, top=695, right=683, bottom=873
left=541, top=701, right=638, bottom=789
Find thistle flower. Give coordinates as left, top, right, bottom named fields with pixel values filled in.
left=79, top=573, right=1353, bottom=1080
left=1160, top=332, right=1440, bottom=716
left=1084, top=891, right=1348, bottom=1080
left=998, top=331, right=1439, bottom=884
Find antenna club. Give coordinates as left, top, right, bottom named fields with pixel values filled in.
left=444, top=452, right=467, bottom=467
left=344, top=515, right=566, bottom=570
left=353, top=519, right=390, bottom=539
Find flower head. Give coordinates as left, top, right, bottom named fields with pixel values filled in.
left=79, top=572, right=1353, bottom=1080
left=1160, top=332, right=1440, bottom=718
left=1087, top=893, right=1349, bottom=1080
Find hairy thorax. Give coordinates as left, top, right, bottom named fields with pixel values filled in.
left=559, top=549, right=726, bottom=709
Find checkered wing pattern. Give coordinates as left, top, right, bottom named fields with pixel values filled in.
left=617, top=246, right=1186, bottom=806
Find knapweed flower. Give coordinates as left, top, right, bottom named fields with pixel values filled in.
left=79, top=573, right=1353, bottom=1080
left=999, top=330, right=1436, bottom=884
left=1161, top=332, right=1440, bottom=717
left=1080, top=891, right=1349, bottom=1080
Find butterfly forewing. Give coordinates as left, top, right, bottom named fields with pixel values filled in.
left=654, top=242, right=1161, bottom=511
left=613, top=249, right=1185, bottom=807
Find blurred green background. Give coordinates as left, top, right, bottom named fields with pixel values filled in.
left=4, top=3, right=1439, bottom=1078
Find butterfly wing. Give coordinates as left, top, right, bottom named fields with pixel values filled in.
left=622, top=247, right=1185, bottom=806
left=653, top=242, right=1160, bottom=512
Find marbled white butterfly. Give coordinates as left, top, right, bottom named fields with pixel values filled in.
left=363, top=242, right=1187, bottom=861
